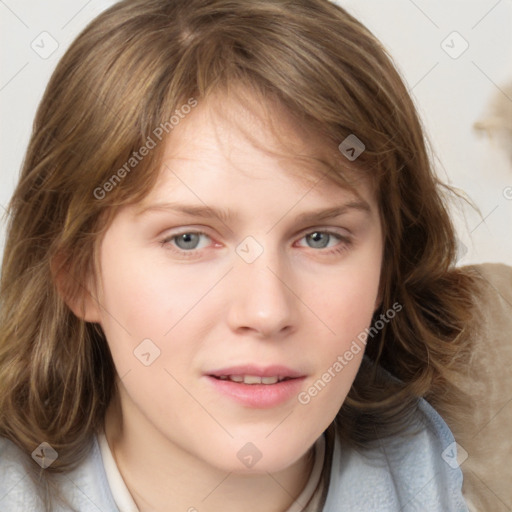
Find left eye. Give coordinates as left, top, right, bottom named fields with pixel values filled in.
left=298, top=231, right=342, bottom=249
left=169, top=232, right=211, bottom=251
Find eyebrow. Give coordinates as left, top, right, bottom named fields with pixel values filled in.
left=134, top=200, right=371, bottom=224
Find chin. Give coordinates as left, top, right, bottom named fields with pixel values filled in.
left=200, top=435, right=314, bottom=475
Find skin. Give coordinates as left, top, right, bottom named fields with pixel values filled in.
left=75, top=91, right=383, bottom=512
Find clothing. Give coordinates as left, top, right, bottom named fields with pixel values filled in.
left=0, top=396, right=467, bottom=511
left=324, top=398, right=468, bottom=511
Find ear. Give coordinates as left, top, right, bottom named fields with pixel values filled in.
left=51, top=252, right=102, bottom=323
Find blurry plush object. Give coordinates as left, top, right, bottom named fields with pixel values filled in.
left=433, top=263, right=512, bottom=512
left=452, top=80, right=512, bottom=510
left=474, top=82, right=512, bottom=164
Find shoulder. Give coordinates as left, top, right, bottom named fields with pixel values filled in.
left=0, top=435, right=45, bottom=510
left=322, top=398, right=468, bottom=511
left=0, top=434, right=119, bottom=512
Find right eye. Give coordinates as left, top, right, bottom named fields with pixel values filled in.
left=160, top=230, right=216, bottom=258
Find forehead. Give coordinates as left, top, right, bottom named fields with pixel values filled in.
left=148, top=87, right=374, bottom=202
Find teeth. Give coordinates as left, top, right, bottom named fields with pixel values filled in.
left=244, top=375, right=262, bottom=384
left=217, top=375, right=283, bottom=384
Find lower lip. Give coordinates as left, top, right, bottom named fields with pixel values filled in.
left=205, top=376, right=305, bottom=408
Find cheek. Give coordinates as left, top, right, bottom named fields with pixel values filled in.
left=95, top=245, right=224, bottom=385
left=97, top=245, right=210, bottom=343
left=300, top=251, right=381, bottom=412
left=297, top=280, right=372, bottom=421
left=312, top=263, right=381, bottom=345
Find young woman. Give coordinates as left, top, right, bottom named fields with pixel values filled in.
left=0, top=0, right=498, bottom=510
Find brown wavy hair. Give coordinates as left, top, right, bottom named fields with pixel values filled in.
left=0, top=0, right=479, bottom=510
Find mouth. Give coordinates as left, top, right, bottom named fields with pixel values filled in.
left=211, top=375, right=295, bottom=385
left=204, top=365, right=306, bottom=408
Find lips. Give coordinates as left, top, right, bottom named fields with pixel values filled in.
left=204, top=365, right=306, bottom=408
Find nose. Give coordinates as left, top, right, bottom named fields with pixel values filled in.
left=226, top=247, right=298, bottom=339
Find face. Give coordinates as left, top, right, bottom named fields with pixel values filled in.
left=86, top=92, right=383, bottom=475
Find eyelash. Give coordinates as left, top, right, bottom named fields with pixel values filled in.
left=159, top=229, right=353, bottom=259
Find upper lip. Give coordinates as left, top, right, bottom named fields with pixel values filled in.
left=206, top=365, right=305, bottom=379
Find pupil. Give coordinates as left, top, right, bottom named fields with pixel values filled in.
left=176, top=233, right=199, bottom=249
left=308, top=232, right=328, bottom=248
